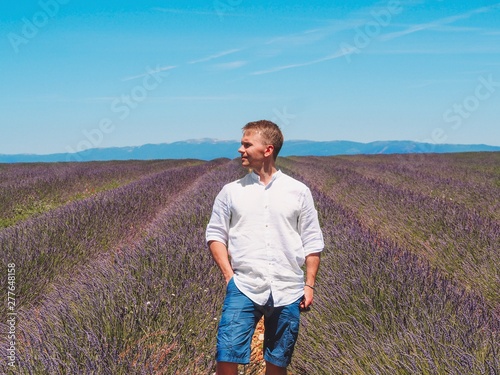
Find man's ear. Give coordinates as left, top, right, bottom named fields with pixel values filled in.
left=264, top=144, right=274, bottom=158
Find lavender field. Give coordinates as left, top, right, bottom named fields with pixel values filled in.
left=1, top=153, right=498, bottom=374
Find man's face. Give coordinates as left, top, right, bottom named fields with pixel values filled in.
left=238, top=131, right=273, bottom=168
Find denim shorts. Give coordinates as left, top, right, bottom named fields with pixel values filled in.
left=216, top=277, right=301, bottom=368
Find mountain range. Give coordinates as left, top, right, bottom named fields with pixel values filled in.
left=1, top=139, right=499, bottom=163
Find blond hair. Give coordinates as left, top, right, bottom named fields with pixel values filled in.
left=242, top=120, right=284, bottom=160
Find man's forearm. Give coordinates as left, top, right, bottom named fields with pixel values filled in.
left=301, top=252, right=321, bottom=309
left=305, top=252, right=321, bottom=286
left=208, top=240, right=234, bottom=283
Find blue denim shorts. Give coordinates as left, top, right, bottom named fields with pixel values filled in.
left=216, top=277, right=301, bottom=368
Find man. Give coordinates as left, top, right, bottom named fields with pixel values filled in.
left=206, top=120, right=324, bottom=375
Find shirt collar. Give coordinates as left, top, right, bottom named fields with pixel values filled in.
left=250, top=169, right=282, bottom=185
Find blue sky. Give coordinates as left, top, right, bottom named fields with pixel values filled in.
left=1, top=0, right=499, bottom=155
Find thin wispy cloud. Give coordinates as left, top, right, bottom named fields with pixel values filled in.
left=152, top=6, right=250, bottom=19
left=263, top=18, right=373, bottom=48
left=17, top=95, right=76, bottom=103
left=251, top=49, right=356, bottom=75
left=162, top=95, right=238, bottom=101
left=265, top=27, right=332, bottom=46
left=211, top=61, right=247, bottom=70
left=241, top=4, right=397, bottom=78
left=189, top=49, right=242, bottom=64
left=154, top=94, right=278, bottom=101
left=256, top=2, right=418, bottom=55
left=152, top=7, right=221, bottom=16
left=483, top=30, right=500, bottom=36
left=85, top=95, right=251, bottom=103
left=367, top=44, right=500, bottom=55
left=381, top=3, right=500, bottom=41
left=84, top=97, right=117, bottom=102
left=431, top=25, right=483, bottom=33
left=122, top=65, right=176, bottom=81
left=407, top=78, right=472, bottom=89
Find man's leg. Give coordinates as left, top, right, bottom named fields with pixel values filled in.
left=262, top=298, right=301, bottom=370
left=216, top=278, right=262, bottom=368
left=216, top=362, right=238, bottom=375
left=265, top=361, right=287, bottom=375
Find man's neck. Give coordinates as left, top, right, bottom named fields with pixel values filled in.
left=252, top=163, right=278, bottom=186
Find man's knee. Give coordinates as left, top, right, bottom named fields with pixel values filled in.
left=265, top=361, right=287, bottom=375
left=216, top=361, right=238, bottom=375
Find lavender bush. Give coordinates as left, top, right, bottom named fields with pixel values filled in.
left=0, top=160, right=200, bottom=228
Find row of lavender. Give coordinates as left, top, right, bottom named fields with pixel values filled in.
left=0, top=160, right=199, bottom=228
left=332, top=152, right=500, bottom=221
left=1, top=159, right=245, bottom=374
left=280, top=154, right=500, bottom=307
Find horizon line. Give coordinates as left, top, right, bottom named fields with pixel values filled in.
left=2, top=139, right=500, bottom=157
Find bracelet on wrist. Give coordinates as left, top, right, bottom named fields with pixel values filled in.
left=304, top=284, right=315, bottom=290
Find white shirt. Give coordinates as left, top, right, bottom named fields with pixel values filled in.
left=206, top=170, right=324, bottom=307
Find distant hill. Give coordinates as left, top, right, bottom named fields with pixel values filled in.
left=1, top=139, right=499, bottom=163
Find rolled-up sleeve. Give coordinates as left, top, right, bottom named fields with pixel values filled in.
left=206, top=187, right=231, bottom=246
left=298, top=188, right=324, bottom=256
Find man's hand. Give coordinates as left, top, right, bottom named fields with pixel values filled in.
left=300, top=286, right=314, bottom=312
left=208, top=240, right=234, bottom=283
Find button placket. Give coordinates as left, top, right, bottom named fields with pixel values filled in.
left=263, top=188, right=272, bottom=275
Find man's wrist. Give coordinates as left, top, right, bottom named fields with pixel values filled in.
left=304, top=284, right=315, bottom=290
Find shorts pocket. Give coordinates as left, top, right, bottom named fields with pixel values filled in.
left=282, top=319, right=299, bottom=357
left=226, top=276, right=235, bottom=291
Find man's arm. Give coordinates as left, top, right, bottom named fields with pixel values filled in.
left=298, top=187, right=324, bottom=310
left=301, top=252, right=321, bottom=310
left=208, top=240, right=234, bottom=284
